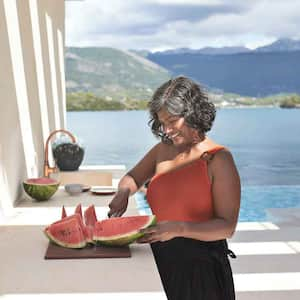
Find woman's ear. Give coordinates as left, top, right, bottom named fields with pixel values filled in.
left=191, top=130, right=204, bottom=143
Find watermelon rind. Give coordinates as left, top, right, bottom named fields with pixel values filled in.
left=93, top=215, right=156, bottom=247
left=23, top=178, right=59, bottom=201
left=85, top=226, right=96, bottom=245
left=45, top=229, right=86, bottom=249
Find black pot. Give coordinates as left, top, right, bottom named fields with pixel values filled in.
left=53, top=143, right=84, bottom=171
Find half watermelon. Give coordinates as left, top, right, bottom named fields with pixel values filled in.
left=93, top=215, right=156, bottom=246
left=44, top=214, right=87, bottom=248
left=23, top=177, right=59, bottom=201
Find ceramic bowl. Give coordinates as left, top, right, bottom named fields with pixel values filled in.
left=64, top=183, right=83, bottom=196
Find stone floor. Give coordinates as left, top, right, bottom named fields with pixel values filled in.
left=230, top=211, right=300, bottom=299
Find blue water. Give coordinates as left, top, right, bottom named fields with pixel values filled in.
left=67, top=108, right=300, bottom=221
left=135, top=186, right=300, bottom=222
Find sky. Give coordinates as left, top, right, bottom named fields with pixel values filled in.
left=65, top=0, right=300, bottom=52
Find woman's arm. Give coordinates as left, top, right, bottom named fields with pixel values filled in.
left=108, top=143, right=159, bottom=217
left=138, top=149, right=241, bottom=242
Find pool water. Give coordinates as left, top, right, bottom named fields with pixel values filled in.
left=135, top=185, right=300, bottom=222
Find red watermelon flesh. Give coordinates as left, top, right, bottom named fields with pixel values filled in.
left=74, top=203, right=83, bottom=220
left=45, top=217, right=86, bottom=248
left=61, top=205, right=67, bottom=219
left=93, top=215, right=156, bottom=246
left=73, top=213, right=90, bottom=241
left=84, top=205, right=97, bottom=226
left=85, top=226, right=94, bottom=244
left=84, top=205, right=97, bottom=243
left=46, top=213, right=78, bottom=232
left=46, top=213, right=89, bottom=240
left=49, top=213, right=82, bottom=227
left=26, top=177, right=57, bottom=184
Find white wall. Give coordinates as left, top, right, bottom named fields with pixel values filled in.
left=0, top=0, right=66, bottom=214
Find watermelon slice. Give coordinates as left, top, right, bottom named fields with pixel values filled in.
left=84, top=205, right=97, bottom=244
left=46, top=213, right=81, bottom=231
left=61, top=205, right=67, bottom=219
left=74, top=203, right=83, bottom=220
left=45, top=213, right=90, bottom=247
left=84, top=205, right=97, bottom=226
left=93, top=215, right=156, bottom=246
left=44, top=216, right=86, bottom=248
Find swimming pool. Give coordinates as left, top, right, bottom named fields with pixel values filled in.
left=135, top=185, right=300, bottom=222
left=67, top=110, right=300, bottom=222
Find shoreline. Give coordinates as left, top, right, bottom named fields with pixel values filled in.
left=66, top=105, right=286, bottom=112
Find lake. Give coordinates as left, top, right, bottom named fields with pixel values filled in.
left=67, top=108, right=300, bottom=221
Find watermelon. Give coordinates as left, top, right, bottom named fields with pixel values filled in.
left=93, top=215, right=156, bottom=246
left=44, top=215, right=86, bottom=248
left=74, top=203, right=83, bottom=220
left=23, top=177, right=59, bottom=201
left=84, top=205, right=97, bottom=244
left=84, top=205, right=97, bottom=226
left=45, top=214, right=84, bottom=233
left=45, top=206, right=156, bottom=249
left=61, top=205, right=67, bottom=219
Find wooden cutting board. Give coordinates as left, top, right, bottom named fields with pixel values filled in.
left=44, top=242, right=131, bottom=259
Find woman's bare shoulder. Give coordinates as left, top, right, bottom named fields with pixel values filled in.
left=213, top=147, right=233, bottom=161
left=203, top=146, right=232, bottom=162
left=156, top=142, right=176, bottom=161
left=210, top=148, right=239, bottom=177
left=137, top=142, right=166, bottom=165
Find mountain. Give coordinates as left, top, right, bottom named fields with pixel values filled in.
left=255, top=38, right=300, bottom=52
left=151, top=39, right=300, bottom=56
left=197, top=46, right=250, bottom=55
left=155, top=46, right=250, bottom=55
left=128, top=49, right=151, bottom=58
left=65, top=39, right=300, bottom=100
left=65, top=47, right=170, bottom=100
left=147, top=50, right=300, bottom=97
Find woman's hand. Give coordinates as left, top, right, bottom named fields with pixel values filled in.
left=107, top=188, right=130, bottom=218
left=137, top=221, right=184, bottom=243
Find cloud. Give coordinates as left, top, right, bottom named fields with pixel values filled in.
left=65, top=0, right=300, bottom=50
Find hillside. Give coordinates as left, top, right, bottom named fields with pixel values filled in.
left=147, top=50, right=300, bottom=97
left=65, top=41, right=300, bottom=104
left=65, top=47, right=170, bottom=100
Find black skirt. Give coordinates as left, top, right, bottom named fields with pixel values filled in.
left=151, top=238, right=236, bottom=300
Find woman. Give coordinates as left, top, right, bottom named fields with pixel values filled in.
left=108, top=76, right=240, bottom=300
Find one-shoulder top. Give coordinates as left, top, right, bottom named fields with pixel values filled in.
left=146, top=145, right=225, bottom=222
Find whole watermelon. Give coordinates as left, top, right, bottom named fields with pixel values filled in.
left=23, top=177, right=60, bottom=201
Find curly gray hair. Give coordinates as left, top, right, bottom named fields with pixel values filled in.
left=148, top=76, right=216, bottom=143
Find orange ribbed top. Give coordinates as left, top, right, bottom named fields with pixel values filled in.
left=147, top=146, right=224, bottom=222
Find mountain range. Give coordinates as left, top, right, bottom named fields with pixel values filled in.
left=65, top=39, right=300, bottom=99
left=133, top=38, right=300, bottom=56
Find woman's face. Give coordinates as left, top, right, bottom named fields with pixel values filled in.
left=157, top=107, right=198, bottom=146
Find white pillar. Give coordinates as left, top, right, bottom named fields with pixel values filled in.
left=0, top=0, right=66, bottom=211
